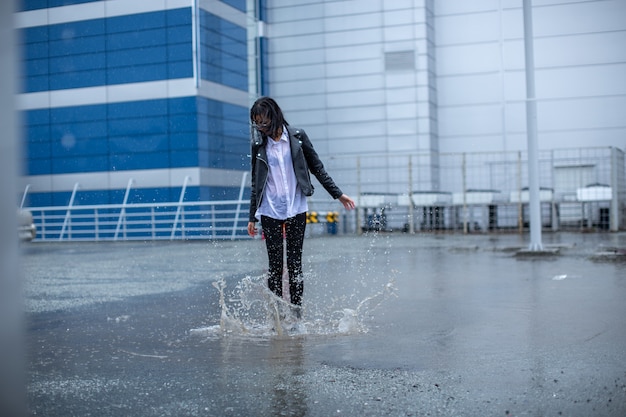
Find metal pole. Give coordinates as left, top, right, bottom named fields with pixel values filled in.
left=0, top=0, right=24, bottom=412
left=609, top=147, right=619, bottom=232
left=408, top=155, right=414, bottom=234
left=59, top=183, right=80, bottom=241
left=170, top=176, right=191, bottom=240
left=232, top=171, right=248, bottom=240
left=20, top=184, right=31, bottom=208
left=462, top=153, right=468, bottom=234
left=523, top=0, right=543, bottom=250
left=517, top=151, right=523, bottom=234
left=356, top=156, right=362, bottom=235
left=114, top=178, right=134, bottom=241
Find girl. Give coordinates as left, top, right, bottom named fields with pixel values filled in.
left=247, top=97, right=355, bottom=311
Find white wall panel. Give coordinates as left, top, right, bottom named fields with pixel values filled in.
left=325, top=44, right=381, bottom=62
left=384, top=9, right=418, bottom=26
left=270, top=19, right=324, bottom=37
left=326, top=121, right=387, bottom=139
left=436, top=0, right=499, bottom=15
left=540, top=128, right=626, bottom=150
left=325, top=13, right=381, bottom=32
left=325, top=106, right=386, bottom=124
left=274, top=94, right=326, bottom=112
left=503, top=101, right=526, bottom=133
left=539, top=96, right=626, bottom=131
left=386, top=103, right=418, bottom=120
left=383, top=25, right=418, bottom=43
left=267, top=3, right=324, bottom=22
left=438, top=73, right=502, bottom=106
left=326, top=90, right=386, bottom=108
left=536, top=32, right=626, bottom=68
left=324, top=28, right=383, bottom=47
left=387, top=119, right=418, bottom=136
left=286, top=110, right=327, bottom=126
left=502, top=40, right=525, bottom=70
left=385, top=73, right=421, bottom=88
left=270, top=48, right=325, bottom=66
left=387, top=135, right=420, bottom=152
left=325, top=59, right=382, bottom=77
left=325, top=1, right=382, bottom=17
left=272, top=34, right=325, bottom=52
left=383, top=0, right=418, bottom=12
left=437, top=43, right=501, bottom=75
left=435, top=12, right=500, bottom=45
left=271, top=64, right=326, bottom=82
left=533, top=0, right=626, bottom=37
left=537, top=64, right=626, bottom=99
left=270, top=78, right=326, bottom=97
left=501, top=8, right=524, bottom=39
left=326, top=74, right=385, bottom=93
left=385, top=87, right=418, bottom=104
left=438, top=104, right=503, bottom=137
left=330, top=137, right=389, bottom=153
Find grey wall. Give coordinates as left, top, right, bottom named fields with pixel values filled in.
left=436, top=0, right=626, bottom=153
left=267, top=0, right=437, bottom=155
left=264, top=0, right=626, bottom=189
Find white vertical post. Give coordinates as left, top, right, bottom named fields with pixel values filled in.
left=20, top=184, right=31, bottom=208
left=517, top=151, right=523, bottom=234
left=59, top=183, right=80, bottom=241
left=523, top=0, right=543, bottom=251
left=170, top=176, right=191, bottom=240
left=114, top=178, right=134, bottom=241
left=232, top=171, right=248, bottom=240
left=356, top=156, right=362, bottom=235
left=610, top=147, right=620, bottom=232
left=462, top=153, right=468, bottom=234
left=408, top=155, right=414, bottom=234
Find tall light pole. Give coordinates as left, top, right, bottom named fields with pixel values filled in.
left=523, top=0, right=543, bottom=251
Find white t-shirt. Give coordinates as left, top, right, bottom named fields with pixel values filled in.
left=255, top=127, right=308, bottom=220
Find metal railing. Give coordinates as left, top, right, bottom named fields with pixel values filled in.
left=323, top=146, right=625, bottom=233
left=28, top=199, right=250, bottom=242
left=21, top=146, right=626, bottom=241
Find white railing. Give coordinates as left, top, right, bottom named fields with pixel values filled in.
left=28, top=199, right=251, bottom=241
left=21, top=146, right=626, bottom=240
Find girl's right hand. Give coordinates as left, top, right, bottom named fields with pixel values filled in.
left=247, top=222, right=258, bottom=237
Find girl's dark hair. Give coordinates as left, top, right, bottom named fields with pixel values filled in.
left=250, top=97, right=289, bottom=139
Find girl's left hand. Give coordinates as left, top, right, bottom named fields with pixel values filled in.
left=338, top=194, right=356, bottom=210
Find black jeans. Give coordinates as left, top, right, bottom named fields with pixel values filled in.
left=261, top=213, right=306, bottom=306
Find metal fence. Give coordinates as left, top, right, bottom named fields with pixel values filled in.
left=26, top=200, right=250, bottom=241
left=22, top=147, right=625, bottom=241
left=320, top=146, right=625, bottom=234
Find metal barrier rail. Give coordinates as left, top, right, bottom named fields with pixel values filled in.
left=28, top=199, right=250, bottom=241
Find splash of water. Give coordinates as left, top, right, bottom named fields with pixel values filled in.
left=191, top=274, right=396, bottom=338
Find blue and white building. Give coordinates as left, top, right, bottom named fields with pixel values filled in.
left=17, top=0, right=254, bottom=208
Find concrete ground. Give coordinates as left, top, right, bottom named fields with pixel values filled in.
left=22, top=232, right=626, bottom=416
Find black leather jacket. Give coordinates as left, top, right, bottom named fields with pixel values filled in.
left=249, top=126, right=343, bottom=222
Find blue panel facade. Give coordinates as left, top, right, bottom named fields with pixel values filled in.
left=221, top=0, right=246, bottom=13
left=19, top=0, right=101, bottom=12
left=200, top=10, right=248, bottom=90
left=20, top=8, right=193, bottom=92
left=23, top=96, right=248, bottom=181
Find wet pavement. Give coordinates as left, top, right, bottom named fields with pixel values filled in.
left=22, top=232, right=626, bottom=416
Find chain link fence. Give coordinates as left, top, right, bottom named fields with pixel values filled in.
left=309, top=147, right=625, bottom=235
